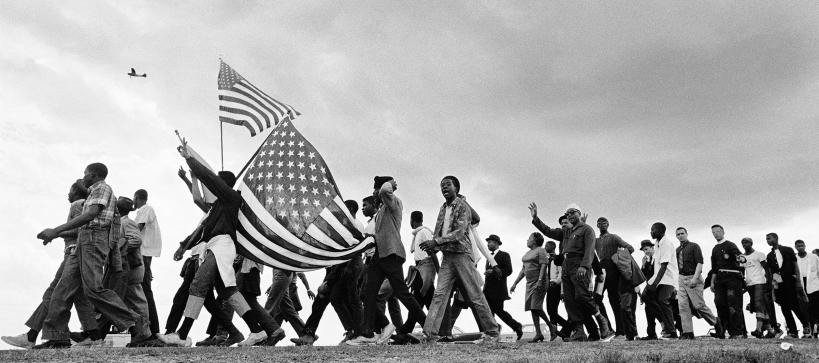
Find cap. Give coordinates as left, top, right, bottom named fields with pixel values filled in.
left=640, top=240, right=654, bottom=250
left=565, top=203, right=581, bottom=214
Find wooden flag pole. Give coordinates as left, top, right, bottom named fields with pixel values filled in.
left=220, top=121, right=224, bottom=171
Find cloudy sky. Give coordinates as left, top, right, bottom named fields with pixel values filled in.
left=1, top=1, right=818, bottom=347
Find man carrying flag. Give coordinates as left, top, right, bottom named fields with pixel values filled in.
left=158, top=140, right=274, bottom=347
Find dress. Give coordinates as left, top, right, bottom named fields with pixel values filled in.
left=522, top=247, right=549, bottom=311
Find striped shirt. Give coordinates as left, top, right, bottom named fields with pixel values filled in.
left=595, top=232, right=633, bottom=262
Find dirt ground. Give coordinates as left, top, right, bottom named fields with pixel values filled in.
left=0, top=339, right=816, bottom=362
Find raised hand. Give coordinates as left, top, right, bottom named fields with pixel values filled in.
left=178, top=166, right=187, bottom=179
left=528, top=202, right=538, bottom=219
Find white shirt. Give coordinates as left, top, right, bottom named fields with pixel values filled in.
left=797, top=253, right=819, bottom=294
left=411, top=226, right=434, bottom=262
left=775, top=249, right=783, bottom=269
left=135, top=204, right=162, bottom=257
left=743, top=251, right=767, bottom=286
left=363, top=217, right=375, bottom=258
left=549, top=260, right=561, bottom=283
left=649, top=236, right=678, bottom=289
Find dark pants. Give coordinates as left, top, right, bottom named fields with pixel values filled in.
left=619, top=289, right=638, bottom=338
left=546, top=283, right=569, bottom=330
left=263, top=268, right=302, bottom=335
left=26, top=249, right=96, bottom=333
left=42, top=228, right=136, bottom=340
left=239, top=268, right=282, bottom=335
left=644, top=284, right=675, bottom=336
left=713, top=272, right=744, bottom=336
left=775, top=280, right=809, bottom=334
left=205, top=295, right=235, bottom=336
left=601, top=261, right=624, bottom=334
left=303, top=267, right=343, bottom=335
left=486, top=297, right=522, bottom=332
left=141, top=256, right=160, bottom=335
left=329, top=258, right=364, bottom=335
left=561, top=256, right=598, bottom=324
left=363, top=254, right=425, bottom=336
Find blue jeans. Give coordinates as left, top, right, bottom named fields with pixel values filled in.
left=42, top=228, right=137, bottom=340
left=26, top=249, right=97, bottom=333
left=263, top=268, right=302, bottom=335
left=423, top=252, right=498, bottom=336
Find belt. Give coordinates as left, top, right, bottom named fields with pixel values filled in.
left=80, top=225, right=111, bottom=231
left=717, top=269, right=742, bottom=274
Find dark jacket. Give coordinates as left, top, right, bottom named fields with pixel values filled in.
left=483, top=250, right=513, bottom=300
left=767, top=245, right=798, bottom=281
left=181, top=156, right=243, bottom=250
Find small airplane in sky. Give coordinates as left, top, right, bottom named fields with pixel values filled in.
left=127, top=68, right=147, bottom=78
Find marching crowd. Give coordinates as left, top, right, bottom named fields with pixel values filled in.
left=3, top=141, right=819, bottom=349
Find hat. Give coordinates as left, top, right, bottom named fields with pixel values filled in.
left=116, top=196, right=134, bottom=212
left=565, top=203, right=581, bottom=214
left=640, top=240, right=654, bottom=250
left=373, top=176, right=394, bottom=189
left=485, top=234, right=502, bottom=245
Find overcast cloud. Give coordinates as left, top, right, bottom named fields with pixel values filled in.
left=1, top=1, right=818, bottom=346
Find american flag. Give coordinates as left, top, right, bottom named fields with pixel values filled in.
left=218, top=60, right=300, bottom=137
left=234, top=119, right=373, bottom=271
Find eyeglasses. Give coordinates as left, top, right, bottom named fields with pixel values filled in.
left=566, top=209, right=579, bottom=215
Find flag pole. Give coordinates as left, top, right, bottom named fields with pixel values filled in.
left=220, top=121, right=224, bottom=171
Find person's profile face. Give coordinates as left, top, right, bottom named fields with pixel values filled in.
left=560, top=218, right=571, bottom=229
left=82, top=169, right=95, bottom=188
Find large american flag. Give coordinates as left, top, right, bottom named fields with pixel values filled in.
left=218, top=60, right=300, bottom=137
left=234, top=119, right=373, bottom=271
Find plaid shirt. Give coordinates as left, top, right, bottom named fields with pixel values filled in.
left=84, top=180, right=117, bottom=228
left=432, top=196, right=472, bottom=254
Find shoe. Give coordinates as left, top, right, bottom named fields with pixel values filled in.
left=709, top=330, right=725, bottom=339
left=218, top=332, right=244, bottom=347
left=750, top=330, right=763, bottom=339
left=255, top=329, right=285, bottom=346
left=550, top=333, right=560, bottom=342
left=436, top=335, right=453, bottom=343
left=529, top=335, right=544, bottom=343
left=774, top=329, right=785, bottom=339
left=390, top=332, right=420, bottom=345
left=238, top=331, right=267, bottom=347
left=128, top=338, right=166, bottom=347
left=338, top=332, right=354, bottom=346
left=784, top=333, right=799, bottom=339
left=377, top=323, right=395, bottom=345
left=729, top=334, right=746, bottom=339
left=625, top=336, right=635, bottom=341
left=157, top=333, right=192, bottom=347
left=2, top=334, right=35, bottom=349
left=514, top=326, right=524, bottom=341
left=612, top=334, right=626, bottom=341
left=679, top=333, right=694, bottom=340
left=566, top=330, right=588, bottom=342
left=195, top=335, right=216, bottom=346
left=72, top=337, right=103, bottom=348
left=69, top=331, right=88, bottom=343
left=802, top=333, right=814, bottom=339
left=346, top=334, right=378, bottom=346
left=423, top=334, right=442, bottom=344
left=595, top=316, right=615, bottom=342
left=476, top=332, right=500, bottom=344
left=659, top=332, right=678, bottom=341
left=32, top=340, right=71, bottom=349
left=291, top=333, right=317, bottom=346
left=639, top=336, right=658, bottom=341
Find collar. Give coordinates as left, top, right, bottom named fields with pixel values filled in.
left=715, top=239, right=725, bottom=244
left=412, top=226, right=430, bottom=235
left=89, top=180, right=106, bottom=189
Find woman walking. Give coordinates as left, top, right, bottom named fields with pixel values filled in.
left=511, top=232, right=557, bottom=342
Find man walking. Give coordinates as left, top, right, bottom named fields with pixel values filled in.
left=133, top=189, right=161, bottom=338
left=34, top=163, right=142, bottom=349
left=483, top=234, right=524, bottom=340
left=674, top=227, right=719, bottom=339
left=529, top=203, right=613, bottom=342
left=642, top=223, right=678, bottom=340
left=795, top=239, right=819, bottom=338
left=347, top=177, right=426, bottom=345
left=595, top=217, right=634, bottom=338
left=419, top=176, right=499, bottom=343
left=708, top=225, right=745, bottom=339
left=741, top=237, right=775, bottom=338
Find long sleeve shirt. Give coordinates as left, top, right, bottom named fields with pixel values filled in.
left=374, top=182, right=405, bottom=260
left=182, top=156, right=243, bottom=249
left=711, top=239, right=742, bottom=273
left=432, top=196, right=473, bottom=254
left=532, top=216, right=596, bottom=268
left=595, top=232, right=634, bottom=262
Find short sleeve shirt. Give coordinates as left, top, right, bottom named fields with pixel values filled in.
left=743, top=251, right=767, bottom=286
left=84, top=181, right=117, bottom=228
left=135, top=204, right=162, bottom=257
left=650, top=236, right=678, bottom=288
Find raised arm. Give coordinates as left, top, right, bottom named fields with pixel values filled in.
left=378, top=181, right=400, bottom=211
left=189, top=173, right=210, bottom=213
left=616, top=235, right=635, bottom=253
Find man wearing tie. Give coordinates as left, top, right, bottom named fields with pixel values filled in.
left=483, top=234, right=523, bottom=340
